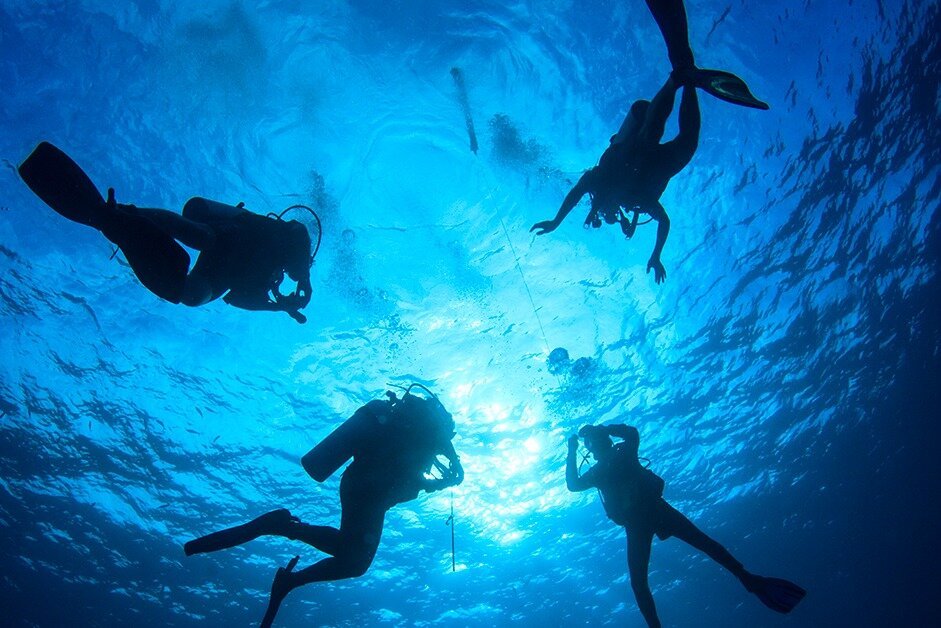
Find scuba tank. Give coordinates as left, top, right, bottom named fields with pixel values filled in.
left=301, top=384, right=454, bottom=482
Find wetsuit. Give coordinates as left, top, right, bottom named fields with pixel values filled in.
left=127, top=197, right=311, bottom=314
left=531, top=0, right=703, bottom=284
left=569, top=426, right=750, bottom=628
left=184, top=399, right=462, bottom=627
left=181, top=198, right=300, bottom=303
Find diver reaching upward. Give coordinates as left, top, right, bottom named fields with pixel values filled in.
left=531, top=0, right=767, bottom=284
left=566, top=424, right=805, bottom=627
left=184, top=387, right=464, bottom=628
left=18, top=142, right=314, bottom=322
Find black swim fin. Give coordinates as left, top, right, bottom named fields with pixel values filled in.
left=747, top=575, right=807, bottom=613
left=693, top=69, right=770, bottom=110
left=260, top=555, right=300, bottom=628
left=18, top=142, right=190, bottom=304
left=18, top=141, right=107, bottom=227
left=184, top=509, right=295, bottom=556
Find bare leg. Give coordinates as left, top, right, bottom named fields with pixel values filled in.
left=627, top=529, right=662, bottom=628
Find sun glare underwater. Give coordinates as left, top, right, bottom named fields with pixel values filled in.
left=1, top=0, right=940, bottom=627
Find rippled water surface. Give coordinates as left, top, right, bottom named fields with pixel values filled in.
left=1, top=1, right=939, bottom=626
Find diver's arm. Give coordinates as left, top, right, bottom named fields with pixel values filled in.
left=531, top=171, right=593, bottom=235
left=224, top=290, right=308, bottom=323
left=645, top=204, right=670, bottom=284
left=422, top=442, right=464, bottom=493
left=605, top=424, right=639, bottom=441
left=223, top=290, right=281, bottom=311
left=566, top=436, right=592, bottom=492
left=639, top=74, right=679, bottom=146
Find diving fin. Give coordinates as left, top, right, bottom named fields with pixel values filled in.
left=18, top=142, right=190, bottom=304
left=184, top=509, right=295, bottom=556
left=693, top=69, right=770, bottom=110
left=260, top=555, right=300, bottom=628
left=18, top=141, right=107, bottom=227
left=747, top=575, right=807, bottom=614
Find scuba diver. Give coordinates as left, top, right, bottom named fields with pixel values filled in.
left=530, top=0, right=768, bottom=284
left=183, top=385, right=464, bottom=627
left=566, top=424, right=805, bottom=627
left=17, top=142, right=315, bottom=323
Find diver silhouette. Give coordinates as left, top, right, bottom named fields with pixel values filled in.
left=566, top=424, right=805, bottom=627
left=531, top=0, right=767, bottom=284
left=183, top=385, right=464, bottom=627
left=18, top=142, right=314, bottom=322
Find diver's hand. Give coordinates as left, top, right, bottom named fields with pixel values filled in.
left=568, top=435, right=579, bottom=452
left=296, top=288, right=311, bottom=309
left=275, top=293, right=307, bottom=323
left=286, top=309, right=307, bottom=324
left=422, top=477, right=451, bottom=493
left=530, top=219, right=559, bottom=235
left=450, top=458, right=465, bottom=487
left=646, top=257, right=667, bottom=284
left=295, top=277, right=313, bottom=308
left=275, top=292, right=302, bottom=310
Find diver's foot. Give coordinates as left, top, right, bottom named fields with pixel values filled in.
left=249, top=508, right=296, bottom=534
left=260, top=555, right=300, bottom=628
left=670, top=65, right=699, bottom=87
left=83, top=187, right=119, bottom=231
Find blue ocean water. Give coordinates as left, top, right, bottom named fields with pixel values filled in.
left=1, top=0, right=939, bottom=626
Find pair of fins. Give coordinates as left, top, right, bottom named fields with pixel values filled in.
left=17, top=142, right=189, bottom=304
left=690, top=68, right=770, bottom=110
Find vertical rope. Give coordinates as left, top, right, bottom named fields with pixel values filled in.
left=450, top=490, right=456, bottom=572
left=498, top=216, right=552, bottom=355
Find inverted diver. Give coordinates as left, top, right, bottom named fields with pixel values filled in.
left=531, top=0, right=767, bottom=284
left=184, top=385, right=464, bottom=627
left=18, top=142, right=314, bottom=323
left=566, top=424, right=805, bottom=627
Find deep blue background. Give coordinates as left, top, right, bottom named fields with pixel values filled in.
left=1, top=0, right=939, bottom=626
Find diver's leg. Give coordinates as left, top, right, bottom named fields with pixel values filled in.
left=127, top=206, right=216, bottom=250
left=660, top=502, right=750, bottom=582
left=676, top=84, right=701, bottom=157
left=627, top=529, right=662, bottom=628
left=662, top=85, right=701, bottom=175
left=284, top=522, right=343, bottom=556
left=287, top=484, right=385, bottom=582
left=644, top=0, right=696, bottom=73
left=260, top=501, right=385, bottom=627
left=183, top=508, right=296, bottom=556
left=178, top=253, right=225, bottom=307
